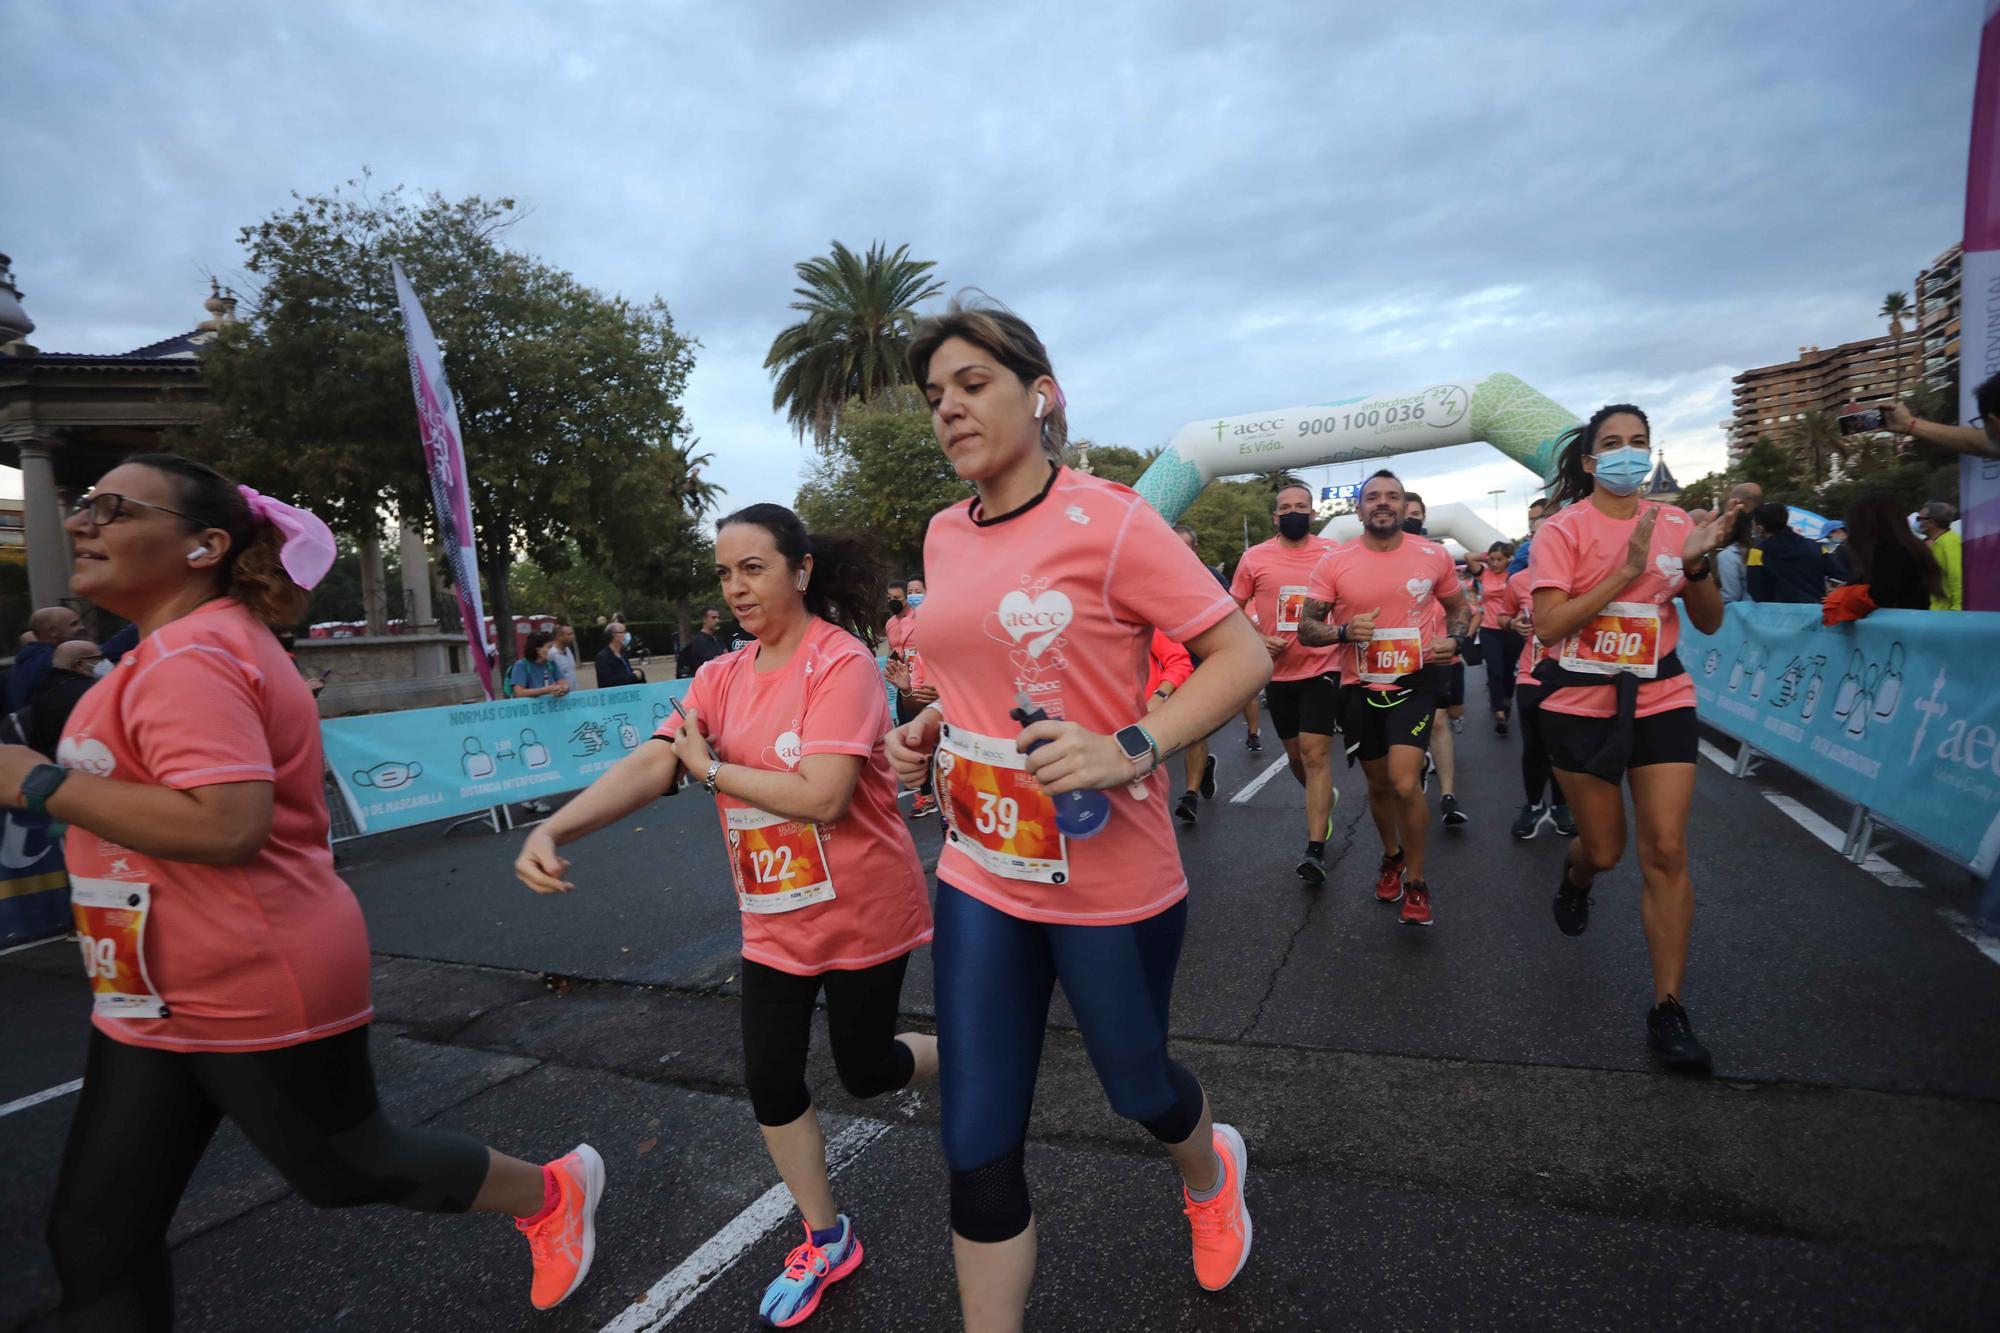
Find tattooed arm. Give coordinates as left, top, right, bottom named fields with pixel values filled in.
left=1297, top=597, right=1341, bottom=647
left=1427, top=588, right=1475, bottom=663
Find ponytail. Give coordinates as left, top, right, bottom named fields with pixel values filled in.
left=1546, top=403, right=1650, bottom=512
left=716, top=503, right=885, bottom=644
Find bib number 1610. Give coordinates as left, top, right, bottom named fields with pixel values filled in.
left=1592, top=629, right=1646, bottom=659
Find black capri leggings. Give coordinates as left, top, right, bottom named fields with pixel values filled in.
left=49, top=1025, right=489, bottom=1331
left=740, top=953, right=916, bottom=1127
left=1485, top=629, right=1523, bottom=714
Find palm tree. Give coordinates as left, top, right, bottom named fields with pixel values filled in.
left=1785, top=409, right=1844, bottom=486
left=1880, top=290, right=1911, bottom=401
left=765, top=241, right=945, bottom=448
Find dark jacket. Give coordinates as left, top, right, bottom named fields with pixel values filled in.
left=594, top=646, right=638, bottom=688
left=6, top=641, right=53, bottom=712
left=677, top=631, right=728, bottom=678
left=1747, top=529, right=1830, bottom=604
left=26, top=670, right=97, bottom=755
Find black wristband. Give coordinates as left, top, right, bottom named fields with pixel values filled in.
left=1684, top=556, right=1713, bottom=582
left=1335, top=623, right=1349, bottom=644
left=1453, top=634, right=1476, bottom=659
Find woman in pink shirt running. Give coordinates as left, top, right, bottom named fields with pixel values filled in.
left=9, top=456, right=601, bottom=1326
left=1527, top=406, right=1740, bottom=1073
left=516, top=504, right=935, bottom=1328
left=886, top=300, right=1270, bottom=1330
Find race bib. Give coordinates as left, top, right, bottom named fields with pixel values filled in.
left=1559, top=601, right=1662, bottom=678
left=724, top=806, right=835, bottom=914
left=1358, top=628, right=1422, bottom=685
left=936, top=724, right=1068, bottom=884
left=1275, top=586, right=1308, bottom=633
left=71, top=877, right=167, bottom=1019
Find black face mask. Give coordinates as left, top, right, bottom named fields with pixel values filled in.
left=1402, top=517, right=1427, bottom=535
left=888, top=599, right=905, bottom=617
left=1277, top=511, right=1313, bottom=541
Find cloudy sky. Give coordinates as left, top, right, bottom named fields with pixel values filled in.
left=6, top=1, right=1977, bottom=532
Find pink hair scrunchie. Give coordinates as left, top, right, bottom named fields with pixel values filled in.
left=236, top=485, right=337, bottom=590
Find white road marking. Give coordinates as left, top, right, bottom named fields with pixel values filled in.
left=0, top=1078, right=82, bottom=1119
left=1229, top=757, right=1291, bottom=805
left=599, top=1118, right=890, bottom=1331
left=1699, top=738, right=2000, bottom=968
left=0, top=933, right=69, bottom=958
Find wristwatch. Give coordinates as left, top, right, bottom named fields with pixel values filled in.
left=21, top=763, right=68, bottom=817
left=1452, top=633, right=1477, bottom=659
left=1114, top=723, right=1160, bottom=776
left=1684, top=555, right=1713, bottom=582
left=702, top=757, right=724, bottom=795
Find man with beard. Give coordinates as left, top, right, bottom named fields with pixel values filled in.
left=1300, top=470, right=1473, bottom=926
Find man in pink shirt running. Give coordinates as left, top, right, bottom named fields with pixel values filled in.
left=1300, top=470, right=1474, bottom=926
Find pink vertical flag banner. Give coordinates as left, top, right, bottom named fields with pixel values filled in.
left=1960, top=0, right=2000, bottom=610
left=392, top=260, right=497, bottom=699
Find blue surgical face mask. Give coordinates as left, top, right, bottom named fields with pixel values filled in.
left=1592, top=446, right=1651, bottom=496
left=906, top=592, right=925, bottom=608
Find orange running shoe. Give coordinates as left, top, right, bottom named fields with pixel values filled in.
left=1184, top=1123, right=1252, bottom=1291
left=518, top=1143, right=605, bottom=1310
left=1373, top=853, right=1405, bottom=903
left=1400, top=880, right=1433, bottom=926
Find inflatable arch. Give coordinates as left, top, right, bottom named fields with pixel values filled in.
left=1132, top=373, right=1579, bottom=551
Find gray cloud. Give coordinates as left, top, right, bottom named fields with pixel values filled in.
left=7, top=0, right=1973, bottom=530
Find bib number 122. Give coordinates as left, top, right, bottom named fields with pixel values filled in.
left=749, top=846, right=795, bottom=885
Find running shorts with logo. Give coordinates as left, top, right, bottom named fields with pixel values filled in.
left=1340, top=667, right=1444, bottom=762
left=1263, top=673, right=1340, bottom=740
left=1539, top=705, right=1698, bottom=772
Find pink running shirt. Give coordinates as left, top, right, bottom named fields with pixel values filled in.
left=1305, top=536, right=1463, bottom=689
left=1528, top=499, right=1698, bottom=719
left=58, top=599, right=373, bottom=1053
left=667, top=616, right=932, bottom=975
left=919, top=468, right=1237, bottom=925
left=1501, top=567, right=1549, bottom=686
left=1478, top=568, right=1511, bottom=630
left=1229, top=536, right=1344, bottom=682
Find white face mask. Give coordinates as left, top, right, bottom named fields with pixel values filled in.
left=91, top=659, right=113, bottom=678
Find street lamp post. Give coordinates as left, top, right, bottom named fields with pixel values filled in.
left=1488, top=488, right=1505, bottom=530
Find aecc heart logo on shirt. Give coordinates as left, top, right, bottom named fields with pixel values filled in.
left=1404, top=578, right=1434, bottom=603
left=995, top=589, right=1073, bottom=659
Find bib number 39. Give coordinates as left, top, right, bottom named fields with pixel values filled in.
left=936, top=724, right=1069, bottom=885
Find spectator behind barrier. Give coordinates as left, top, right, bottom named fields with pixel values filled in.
left=1918, top=501, right=1963, bottom=611
left=25, top=640, right=104, bottom=755
left=1841, top=492, right=1942, bottom=611
left=1746, top=504, right=1831, bottom=605
left=7, top=605, right=85, bottom=711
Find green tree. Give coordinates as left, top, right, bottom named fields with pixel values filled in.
left=765, top=241, right=945, bottom=449
left=1783, top=410, right=1844, bottom=486
left=1183, top=478, right=1286, bottom=577
left=1881, top=290, right=1911, bottom=400
left=1065, top=441, right=1154, bottom=485
left=1736, top=436, right=1807, bottom=503
left=794, top=390, right=968, bottom=575
left=182, top=177, right=708, bottom=668
left=1677, top=472, right=1723, bottom=511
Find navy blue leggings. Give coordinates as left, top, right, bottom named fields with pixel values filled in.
left=934, top=881, right=1205, bottom=1242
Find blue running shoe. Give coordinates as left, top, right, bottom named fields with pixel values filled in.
left=760, top=1215, right=862, bottom=1327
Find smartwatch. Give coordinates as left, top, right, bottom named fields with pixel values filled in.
left=22, top=763, right=68, bottom=817
left=1114, top=723, right=1159, bottom=776
left=1684, top=555, right=1713, bottom=582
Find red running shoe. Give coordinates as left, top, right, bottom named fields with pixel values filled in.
left=1373, top=854, right=1405, bottom=904
left=1400, top=880, right=1433, bottom=927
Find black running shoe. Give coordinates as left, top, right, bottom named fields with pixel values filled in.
left=1553, top=864, right=1592, bottom=936
left=1176, top=791, right=1199, bottom=825
left=1495, top=713, right=1510, bottom=735
left=1647, top=997, right=1713, bottom=1073
left=1246, top=733, right=1263, bottom=753
left=1200, top=754, right=1218, bottom=801
left=1441, top=794, right=1467, bottom=827
left=1296, top=847, right=1327, bottom=886
left=1511, top=802, right=1545, bottom=840
left=1550, top=803, right=1577, bottom=837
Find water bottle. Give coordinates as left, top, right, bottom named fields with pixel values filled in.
left=1010, top=693, right=1113, bottom=840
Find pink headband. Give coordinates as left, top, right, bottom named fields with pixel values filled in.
left=237, top=485, right=336, bottom=590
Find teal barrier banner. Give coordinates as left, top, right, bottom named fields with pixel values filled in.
left=323, top=680, right=689, bottom=836
left=1682, top=604, right=2000, bottom=875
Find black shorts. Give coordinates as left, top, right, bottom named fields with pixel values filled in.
left=1340, top=677, right=1441, bottom=763
left=1539, top=704, right=1699, bottom=775
left=1439, top=662, right=1466, bottom=708
left=1265, top=674, right=1341, bottom=740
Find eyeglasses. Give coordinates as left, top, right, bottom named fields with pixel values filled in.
left=69, top=492, right=199, bottom=527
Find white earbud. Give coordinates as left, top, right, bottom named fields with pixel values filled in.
left=797, top=576, right=808, bottom=591
left=1033, top=392, right=1047, bottom=420
left=187, top=549, right=205, bottom=563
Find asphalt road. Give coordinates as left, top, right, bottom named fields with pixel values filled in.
left=5, top=686, right=1998, bottom=1331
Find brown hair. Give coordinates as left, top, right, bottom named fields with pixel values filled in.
left=126, top=454, right=311, bottom=626
left=907, top=294, right=1067, bottom=460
